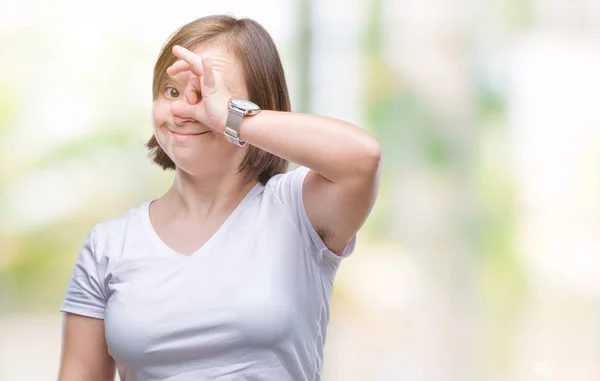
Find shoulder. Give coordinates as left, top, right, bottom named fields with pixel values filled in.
left=266, top=165, right=309, bottom=185
left=264, top=166, right=356, bottom=265
left=88, top=201, right=150, bottom=253
left=264, top=165, right=309, bottom=201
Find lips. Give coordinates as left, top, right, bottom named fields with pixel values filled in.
left=168, top=129, right=210, bottom=136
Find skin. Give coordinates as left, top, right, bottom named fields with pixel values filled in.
left=58, top=43, right=381, bottom=381
left=58, top=313, right=116, bottom=381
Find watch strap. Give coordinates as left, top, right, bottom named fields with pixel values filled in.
left=224, top=107, right=246, bottom=147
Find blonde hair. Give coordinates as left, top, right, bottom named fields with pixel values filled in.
left=147, top=15, right=290, bottom=184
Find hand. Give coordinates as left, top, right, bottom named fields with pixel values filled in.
left=167, top=45, right=230, bottom=134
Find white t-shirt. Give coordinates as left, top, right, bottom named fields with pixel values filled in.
left=60, top=166, right=355, bottom=381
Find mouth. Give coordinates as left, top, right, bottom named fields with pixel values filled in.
left=168, top=129, right=210, bottom=137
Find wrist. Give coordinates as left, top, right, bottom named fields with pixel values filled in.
left=217, top=100, right=229, bottom=134
left=224, top=98, right=261, bottom=147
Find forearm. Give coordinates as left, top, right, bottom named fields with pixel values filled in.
left=239, top=110, right=382, bottom=183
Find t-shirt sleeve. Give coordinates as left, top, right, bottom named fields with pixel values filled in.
left=60, top=228, right=108, bottom=319
left=267, top=165, right=356, bottom=268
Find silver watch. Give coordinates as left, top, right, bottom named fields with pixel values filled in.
left=224, top=98, right=261, bottom=147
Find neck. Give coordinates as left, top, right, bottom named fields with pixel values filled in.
left=162, top=168, right=258, bottom=220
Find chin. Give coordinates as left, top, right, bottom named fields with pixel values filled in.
left=164, top=146, right=217, bottom=174
left=165, top=149, right=201, bottom=170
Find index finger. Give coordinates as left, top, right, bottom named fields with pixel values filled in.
left=172, top=45, right=203, bottom=76
left=167, top=60, right=196, bottom=76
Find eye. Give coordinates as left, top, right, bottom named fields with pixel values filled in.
left=164, top=86, right=180, bottom=99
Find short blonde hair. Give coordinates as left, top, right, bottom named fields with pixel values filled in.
left=147, top=15, right=290, bottom=184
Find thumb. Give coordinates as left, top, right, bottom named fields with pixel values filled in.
left=170, top=100, right=198, bottom=120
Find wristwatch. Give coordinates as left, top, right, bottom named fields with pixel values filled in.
left=224, top=98, right=261, bottom=147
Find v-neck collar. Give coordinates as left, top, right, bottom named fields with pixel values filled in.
left=140, top=183, right=263, bottom=260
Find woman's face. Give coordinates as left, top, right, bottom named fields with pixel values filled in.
left=151, top=44, right=249, bottom=177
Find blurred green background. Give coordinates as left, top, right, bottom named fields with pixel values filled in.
left=1, top=0, right=600, bottom=380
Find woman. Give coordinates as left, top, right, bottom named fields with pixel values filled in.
left=58, top=15, right=381, bottom=381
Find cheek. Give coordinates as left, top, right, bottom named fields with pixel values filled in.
left=151, top=101, right=169, bottom=129
left=150, top=102, right=172, bottom=156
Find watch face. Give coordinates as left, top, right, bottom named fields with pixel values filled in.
left=232, top=98, right=260, bottom=112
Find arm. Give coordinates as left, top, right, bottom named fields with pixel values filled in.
left=168, top=46, right=382, bottom=254
left=240, top=111, right=382, bottom=254
left=57, top=313, right=116, bottom=381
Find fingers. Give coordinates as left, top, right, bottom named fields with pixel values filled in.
left=167, top=60, right=196, bottom=76
left=201, top=57, right=216, bottom=94
left=172, top=46, right=203, bottom=77
left=168, top=47, right=218, bottom=100
left=170, top=100, right=197, bottom=120
left=184, top=75, right=202, bottom=105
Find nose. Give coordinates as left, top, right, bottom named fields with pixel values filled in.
left=173, top=116, right=196, bottom=125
